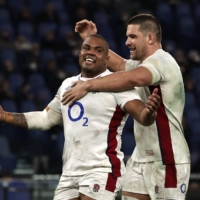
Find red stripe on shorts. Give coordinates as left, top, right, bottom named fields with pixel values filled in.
left=105, top=173, right=117, bottom=192
left=165, top=164, right=177, bottom=188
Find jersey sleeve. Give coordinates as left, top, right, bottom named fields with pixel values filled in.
left=48, top=85, right=62, bottom=114
left=139, top=54, right=170, bottom=85
left=125, top=59, right=141, bottom=71
left=114, top=89, right=142, bottom=111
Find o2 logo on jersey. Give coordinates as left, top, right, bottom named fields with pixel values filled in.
left=68, top=102, right=88, bottom=126
left=180, top=183, right=186, bottom=193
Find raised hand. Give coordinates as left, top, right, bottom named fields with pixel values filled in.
left=0, top=105, right=6, bottom=122
left=75, top=19, right=97, bottom=40
left=145, top=88, right=160, bottom=115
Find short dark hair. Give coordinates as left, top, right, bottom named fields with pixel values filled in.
left=88, top=34, right=109, bottom=55
left=128, top=14, right=162, bottom=42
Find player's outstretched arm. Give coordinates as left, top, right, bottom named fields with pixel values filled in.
left=0, top=106, right=62, bottom=130
left=124, top=88, right=160, bottom=126
left=0, top=105, right=28, bottom=128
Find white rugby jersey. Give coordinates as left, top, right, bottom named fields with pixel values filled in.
left=126, top=49, right=190, bottom=164
left=48, top=69, right=141, bottom=176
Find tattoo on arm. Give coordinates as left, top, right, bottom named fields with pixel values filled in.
left=10, top=113, right=28, bottom=129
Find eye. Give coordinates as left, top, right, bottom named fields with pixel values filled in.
left=96, top=48, right=102, bottom=52
left=131, top=35, right=136, bottom=39
left=82, top=46, right=89, bottom=50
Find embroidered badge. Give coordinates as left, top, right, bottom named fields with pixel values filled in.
left=93, top=184, right=100, bottom=192
left=146, top=150, right=155, bottom=156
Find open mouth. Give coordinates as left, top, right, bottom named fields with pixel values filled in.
left=85, top=58, right=95, bottom=63
left=130, top=47, right=136, bottom=53
left=84, top=57, right=95, bottom=64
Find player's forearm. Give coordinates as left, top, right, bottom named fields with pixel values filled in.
left=1, top=112, right=28, bottom=129
left=107, top=50, right=126, bottom=72
left=140, top=110, right=157, bottom=126
left=24, top=108, right=62, bottom=130
left=86, top=70, right=136, bottom=92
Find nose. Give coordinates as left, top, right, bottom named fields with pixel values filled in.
left=125, top=38, right=130, bottom=46
left=87, top=48, right=96, bottom=55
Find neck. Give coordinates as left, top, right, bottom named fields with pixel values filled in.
left=81, top=69, right=107, bottom=78
left=141, top=43, right=162, bottom=62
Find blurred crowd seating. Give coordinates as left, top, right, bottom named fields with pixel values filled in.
left=0, top=0, right=200, bottom=179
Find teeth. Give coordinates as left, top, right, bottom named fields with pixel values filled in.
left=86, top=58, right=94, bottom=62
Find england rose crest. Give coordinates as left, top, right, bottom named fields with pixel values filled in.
left=93, top=184, right=100, bottom=192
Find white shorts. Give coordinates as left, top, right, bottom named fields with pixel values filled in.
left=53, top=171, right=124, bottom=200
left=122, top=157, right=190, bottom=200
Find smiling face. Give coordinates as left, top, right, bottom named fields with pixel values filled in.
left=79, top=36, right=109, bottom=78
left=125, top=24, right=148, bottom=62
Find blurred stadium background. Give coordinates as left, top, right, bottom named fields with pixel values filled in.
left=0, top=0, right=200, bottom=199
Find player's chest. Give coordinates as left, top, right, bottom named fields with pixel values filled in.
left=61, top=91, right=117, bottom=116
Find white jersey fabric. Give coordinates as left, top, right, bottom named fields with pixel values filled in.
left=48, top=69, right=141, bottom=176
left=125, top=49, right=190, bottom=164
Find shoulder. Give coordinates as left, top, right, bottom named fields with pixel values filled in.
left=141, top=49, right=172, bottom=70
left=62, top=74, right=80, bottom=85
left=145, top=49, right=172, bottom=63
left=58, top=75, right=80, bottom=93
left=114, top=88, right=141, bottom=100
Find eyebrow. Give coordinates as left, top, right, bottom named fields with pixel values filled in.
left=127, top=33, right=137, bottom=37
left=83, top=44, right=104, bottom=50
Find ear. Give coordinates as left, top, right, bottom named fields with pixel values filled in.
left=105, top=55, right=110, bottom=66
left=147, top=32, right=156, bottom=45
